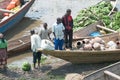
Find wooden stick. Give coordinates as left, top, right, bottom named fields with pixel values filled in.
left=104, top=70, right=120, bottom=80
left=108, top=0, right=118, bottom=16
left=0, top=8, right=15, bottom=13
left=97, top=25, right=117, bottom=33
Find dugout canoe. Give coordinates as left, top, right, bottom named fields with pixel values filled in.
left=82, top=61, right=120, bottom=80
left=7, top=35, right=30, bottom=57
left=41, top=32, right=120, bottom=64
left=0, top=0, right=35, bottom=33
left=73, top=21, right=117, bottom=40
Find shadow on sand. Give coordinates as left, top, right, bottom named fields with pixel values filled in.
left=47, top=62, right=114, bottom=77
left=0, top=68, right=22, bottom=79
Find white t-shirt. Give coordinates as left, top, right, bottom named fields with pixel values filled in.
left=38, top=27, right=49, bottom=39
left=31, top=34, right=41, bottom=52
left=52, top=23, right=65, bottom=40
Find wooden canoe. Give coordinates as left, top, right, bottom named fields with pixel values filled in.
left=82, top=61, right=120, bottom=80
left=73, top=21, right=117, bottom=40
left=0, top=0, right=35, bottom=33
left=41, top=32, right=120, bottom=64
left=7, top=35, right=30, bottom=57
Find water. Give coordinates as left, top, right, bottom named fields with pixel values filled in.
left=116, top=0, right=120, bottom=11
left=26, top=0, right=102, bottom=27
left=8, top=51, right=32, bottom=68
left=7, top=0, right=102, bottom=67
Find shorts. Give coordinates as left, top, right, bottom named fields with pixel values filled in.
left=33, top=51, right=42, bottom=63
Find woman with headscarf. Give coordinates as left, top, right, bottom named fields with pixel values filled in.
left=0, top=33, right=7, bottom=69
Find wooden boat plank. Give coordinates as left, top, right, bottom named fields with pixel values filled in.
left=96, top=25, right=117, bottom=33
left=104, top=70, right=120, bottom=80
left=43, top=50, right=120, bottom=61
left=7, top=35, right=30, bottom=56
left=83, top=61, right=120, bottom=80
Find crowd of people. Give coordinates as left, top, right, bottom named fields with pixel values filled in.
left=30, top=9, right=74, bottom=69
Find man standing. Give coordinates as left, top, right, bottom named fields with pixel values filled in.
left=38, top=23, right=51, bottom=40
left=62, top=9, right=73, bottom=49
left=30, top=30, right=41, bottom=69
left=52, top=18, right=65, bottom=50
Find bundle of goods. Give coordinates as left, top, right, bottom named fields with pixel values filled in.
left=73, top=1, right=120, bottom=32
left=75, top=37, right=120, bottom=51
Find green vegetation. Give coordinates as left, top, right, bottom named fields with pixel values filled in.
left=110, top=12, right=120, bottom=31
left=73, top=1, right=113, bottom=31
left=41, top=55, right=47, bottom=64
left=22, top=61, right=31, bottom=71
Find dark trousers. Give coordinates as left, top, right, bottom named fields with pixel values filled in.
left=33, top=52, right=42, bottom=64
left=65, top=30, right=73, bottom=48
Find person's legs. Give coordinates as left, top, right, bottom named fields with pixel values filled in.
left=59, top=39, right=64, bottom=50
left=3, top=58, right=7, bottom=70
left=54, top=38, right=59, bottom=50
left=68, top=30, right=73, bottom=49
left=37, top=51, right=42, bottom=69
left=33, top=52, right=37, bottom=69
left=65, top=31, right=68, bottom=48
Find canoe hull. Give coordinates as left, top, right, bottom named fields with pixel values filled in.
left=7, top=36, right=30, bottom=57
left=0, top=0, right=35, bottom=33
left=43, top=50, right=120, bottom=64
left=42, top=32, right=120, bottom=64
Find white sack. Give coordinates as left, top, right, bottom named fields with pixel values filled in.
left=41, top=39, right=54, bottom=50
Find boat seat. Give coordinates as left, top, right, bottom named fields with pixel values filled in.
left=18, top=40, right=25, bottom=44
left=104, top=70, right=120, bottom=80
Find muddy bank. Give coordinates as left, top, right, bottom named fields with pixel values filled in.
left=1, top=56, right=114, bottom=80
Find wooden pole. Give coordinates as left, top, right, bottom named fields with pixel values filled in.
left=104, top=70, right=120, bottom=80
left=0, top=8, right=15, bottom=13
left=97, top=25, right=117, bottom=33
left=108, top=0, right=118, bottom=16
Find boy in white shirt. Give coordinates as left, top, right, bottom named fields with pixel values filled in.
left=52, top=18, right=65, bottom=50
left=30, top=30, right=41, bottom=69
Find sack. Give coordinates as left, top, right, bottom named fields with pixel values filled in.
left=41, top=39, right=54, bottom=50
